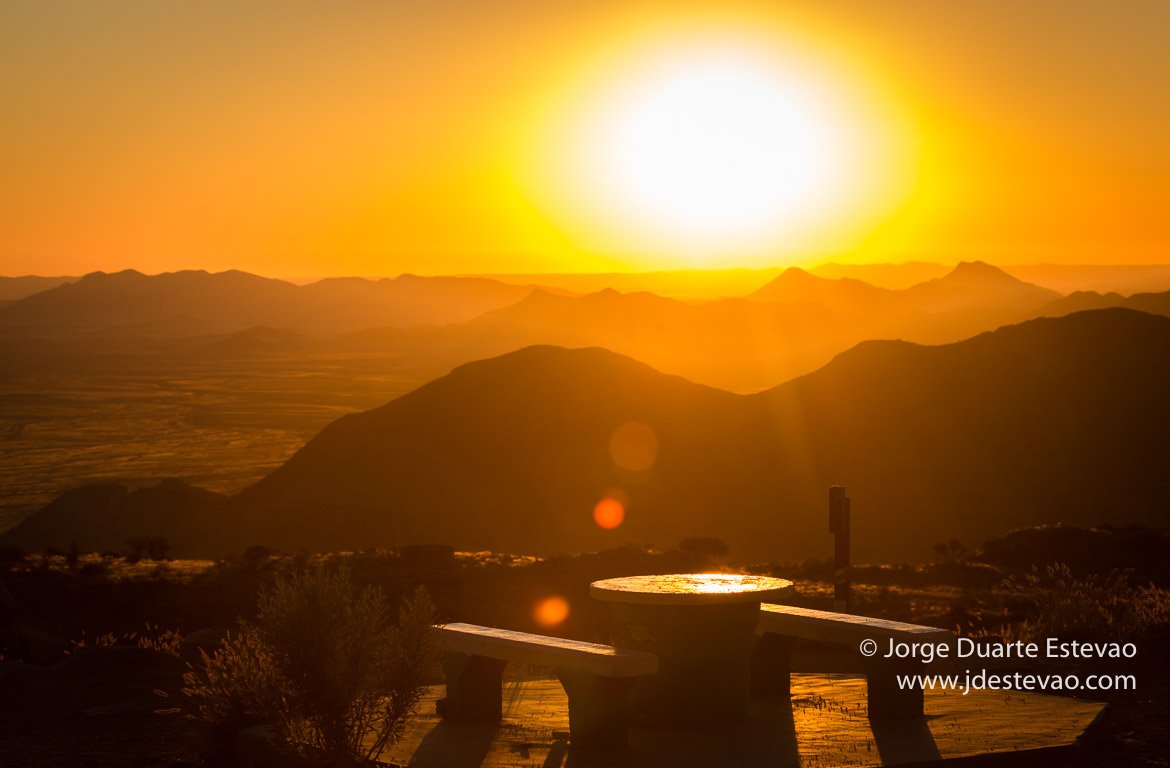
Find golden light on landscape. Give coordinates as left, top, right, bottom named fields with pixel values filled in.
left=534, top=596, right=570, bottom=627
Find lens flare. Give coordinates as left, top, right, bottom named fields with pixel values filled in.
left=609, top=421, right=658, bottom=471
left=535, top=596, right=570, bottom=627
left=593, top=497, right=625, bottom=529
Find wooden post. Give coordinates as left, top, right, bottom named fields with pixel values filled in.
left=829, top=486, right=850, bottom=613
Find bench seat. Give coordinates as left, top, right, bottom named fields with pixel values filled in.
left=434, top=623, right=657, bottom=748
left=752, top=604, right=954, bottom=720
left=436, top=623, right=657, bottom=677
left=757, top=604, right=954, bottom=644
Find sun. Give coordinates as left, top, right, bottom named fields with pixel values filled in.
left=524, top=32, right=914, bottom=267
left=593, top=51, right=842, bottom=250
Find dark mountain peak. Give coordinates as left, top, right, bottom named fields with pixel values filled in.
left=0, top=479, right=227, bottom=554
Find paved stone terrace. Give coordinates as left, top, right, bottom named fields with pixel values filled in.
left=380, top=673, right=1107, bottom=767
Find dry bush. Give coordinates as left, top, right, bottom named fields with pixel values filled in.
left=182, top=629, right=273, bottom=740
left=183, top=566, right=437, bottom=766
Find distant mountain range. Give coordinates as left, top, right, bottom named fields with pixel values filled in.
left=221, top=307, right=1170, bottom=561
left=389, top=262, right=1072, bottom=390
left=0, top=269, right=543, bottom=332
left=7, top=307, right=1165, bottom=561
left=0, top=276, right=76, bottom=303
left=1, top=262, right=1088, bottom=393
left=1036, top=289, right=1170, bottom=320
left=752, top=260, right=1061, bottom=314
left=810, top=262, right=1170, bottom=295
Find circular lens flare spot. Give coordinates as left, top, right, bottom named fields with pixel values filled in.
left=535, top=596, right=570, bottom=627
left=609, top=421, right=658, bottom=472
left=593, top=497, right=625, bottom=529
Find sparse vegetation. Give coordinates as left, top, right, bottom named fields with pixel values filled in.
left=1005, top=563, right=1170, bottom=646
left=69, top=622, right=185, bottom=657
left=183, top=567, right=438, bottom=767
left=3, top=533, right=1169, bottom=766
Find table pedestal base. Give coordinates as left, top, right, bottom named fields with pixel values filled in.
left=610, top=602, right=759, bottom=725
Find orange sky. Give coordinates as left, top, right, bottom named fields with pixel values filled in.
left=1, top=0, right=1167, bottom=277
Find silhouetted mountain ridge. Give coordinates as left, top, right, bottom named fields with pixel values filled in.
left=9, top=309, right=1167, bottom=560
left=0, top=479, right=227, bottom=553
left=186, top=308, right=1170, bottom=560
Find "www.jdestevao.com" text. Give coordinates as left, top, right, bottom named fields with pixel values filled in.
left=897, top=670, right=1136, bottom=695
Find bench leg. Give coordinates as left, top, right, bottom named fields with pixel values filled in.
left=861, top=656, right=924, bottom=720
left=750, top=633, right=795, bottom=697
left=556, top=669, right=637, bottom=749
left=438, top=652, right=507, bottom=721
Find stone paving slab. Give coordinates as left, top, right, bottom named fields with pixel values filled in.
left=380, top=673, right=1107, bottom=767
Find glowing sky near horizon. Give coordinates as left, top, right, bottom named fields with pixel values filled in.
left=1, top=1, right=1168, bottom=277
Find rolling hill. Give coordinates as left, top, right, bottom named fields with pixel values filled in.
left=0, top=479, right=228, bottom=554
left=159, top=307, right=1170, bottom=562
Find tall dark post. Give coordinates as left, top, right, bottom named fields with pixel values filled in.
left=828, top=486, right=851, bottom=613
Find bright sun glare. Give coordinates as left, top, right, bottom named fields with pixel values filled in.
left=595, top=53, right=840, bottom=247
left=529, top=33, right=913, bottom=265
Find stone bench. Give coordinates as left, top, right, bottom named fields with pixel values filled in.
left=751, top=604, right=954, bottom=720
left=434, top=622, right=658, bottom=747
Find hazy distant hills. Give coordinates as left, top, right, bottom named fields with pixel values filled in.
left=749, top=267, right=894, bottom=313
left=751, top=261, right=1059, bottom=315
left=0, top=275, right=76, bottom=302
left=441, top=288, right=863, bottom=390
left=0, top=262, right=1147, bottom=396
left=1002, top=264, right=1170, bottom=295
left=125, top=307, right=1167, bottom=562
left=428, top=262, right=1064, bottom=389
left=808, top=262, right=950, bottom=290
left=473, top=268, right=784, bottom=301
left=811, top=262, right=1170, bottom=295
left=1036, top=288, right=1170, bottom=320
left=0, top=269, right=540, bottom=332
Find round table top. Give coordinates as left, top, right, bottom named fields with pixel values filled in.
left=589, top=572, right=794, bottom=606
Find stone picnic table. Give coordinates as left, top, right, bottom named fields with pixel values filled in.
left=590, top=572, right=793, bottom=725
